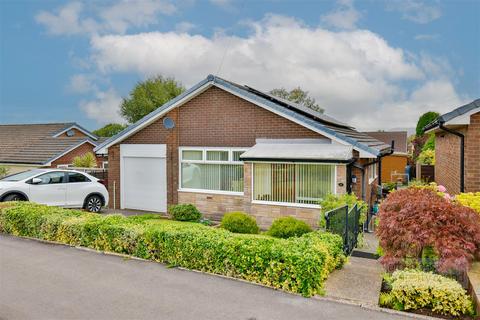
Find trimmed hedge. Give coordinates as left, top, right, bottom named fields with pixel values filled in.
left=267, top=217, right=312, bottom=239
left=220, top=212, right=259, bottom=234
left=168, top=204, right=201, bottom=221
left=0, top=202, right=345, bottom=297
left=380, top=269, right=474, bottom=317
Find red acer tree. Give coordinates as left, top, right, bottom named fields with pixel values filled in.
left=376, top=188, right=480, bottom=273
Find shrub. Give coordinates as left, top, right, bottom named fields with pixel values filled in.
left=220, top=212, right=259, bottom=234
left=456, top=192, right=480, bottom=214
left=380, top=269, right=474, bottom=317
left=267, top=217, right=312, bottom=239
left=168, top=204, right=201, bottom=221
left=0, top=202, right=345, bottom=297
left=319, top=193, right=367, bottom=228
left=376, top=188, right=480, bottom=273
left=0, top=166, right=9, bottom=178
left=72, top=152, right=97, bottom=168
left=417, top=149, right=435, bottom=165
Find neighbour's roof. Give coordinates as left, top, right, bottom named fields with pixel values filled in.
left=362, top=131, right=407, bottom=154
left=240, top=139, right=354, bottom=162
left=423, top=99, right=480, bottom=132
left=0, top=123, right=99, bottom=165
left=95, top=75, right=391, bottom=157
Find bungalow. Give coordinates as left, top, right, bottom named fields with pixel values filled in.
left=423, top=99, right=480, bottom=194
left=95, top=75, right=391, bottom=228
left=0, top=123, right=106, bottom=174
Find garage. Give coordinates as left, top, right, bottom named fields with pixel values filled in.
left=120, top=144, right=167, bottom=212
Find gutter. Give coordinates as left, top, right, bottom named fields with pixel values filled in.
left=438, top=122, right=465, bottom=192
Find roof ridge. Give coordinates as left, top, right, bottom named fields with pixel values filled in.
left=0, top=122, right=75, bottom=126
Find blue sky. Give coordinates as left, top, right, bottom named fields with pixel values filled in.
left=1, top=0, right=479, bottom=131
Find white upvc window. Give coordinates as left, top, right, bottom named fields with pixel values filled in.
left=57, top=164, right=72, bottom=169
left=179, top=147, right=247, bottom=195
left=252, top=162, right=336, bottom=207
left=368, top=162, right=378, bottom=183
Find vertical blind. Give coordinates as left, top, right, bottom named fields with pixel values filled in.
left=253, top=163, right=335, bottom=204
left=180, top=149, right=245, bottom=193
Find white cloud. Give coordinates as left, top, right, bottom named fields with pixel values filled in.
left=415, top=34, right=440, bottom=41
left=36, top=0, right=175, bottom=36
left=67, top=74, right=97, bottom=93
left=387, top=0, right=442, bottom=24
left=175, top=21, right=196, bottom=33
left=81, top=14, right=468, bottom=130
left=320, top=0, right=361, bottom=30
left=80, top=88, right=124, bottom=124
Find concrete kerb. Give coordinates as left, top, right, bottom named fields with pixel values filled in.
left=2, top=233, right=438, bottom=320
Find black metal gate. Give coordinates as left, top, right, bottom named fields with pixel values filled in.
left=325, top=204, right=360, bottom=255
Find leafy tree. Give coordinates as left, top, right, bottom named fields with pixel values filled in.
left=422, top=133, right=435, bottom=151
left=121, top=76, right=185, bottom=123
left=72, top=152, right=97, bottom=168
left=93, top=123, right=126, bottom=137
left=270, top=87, right=324, bottom=113
left=376, top=188, right=480, bottom=273
left=416, top=111, right=439, bottom=136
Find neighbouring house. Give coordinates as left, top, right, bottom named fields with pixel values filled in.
left=95, top=75, right=391, bottom=228
left=0, top=123, right=107, bottom=174
left=423, top=99, right=480, bottom=194
left=362, top=131, right=409, bottom=183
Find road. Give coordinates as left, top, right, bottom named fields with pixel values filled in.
left=0, top=235, right=406, bottom=320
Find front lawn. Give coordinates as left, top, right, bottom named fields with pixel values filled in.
left=0, top=202, right=345, bottom=297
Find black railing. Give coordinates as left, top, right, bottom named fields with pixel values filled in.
left=325, top=204, right=360, bottom=255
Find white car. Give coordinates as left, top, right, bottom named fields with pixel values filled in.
left=0, top=169, right=109, bottom=213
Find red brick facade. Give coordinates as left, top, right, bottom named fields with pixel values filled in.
left=108, top=86, right=325, bottom=209
left=435, top=112, right=480, bottom=194
left=106, top=86, right=377, bottom=225
left=49, top=142, right=103, bottom=168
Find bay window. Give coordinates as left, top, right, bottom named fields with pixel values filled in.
left=253, top=163, right=335, bottom=205
left=180, top=148, right=246, bottom=194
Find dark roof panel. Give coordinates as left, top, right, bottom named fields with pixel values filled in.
left=423, top=99, right=480, bottom=132
left=0, top=123, right=98, bottom=164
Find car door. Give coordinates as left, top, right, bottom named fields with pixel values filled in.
left=28, top=171, right=67, bottom=206
left=65, top=172, right=92, bottom=207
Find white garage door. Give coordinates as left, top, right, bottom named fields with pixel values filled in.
left=120, top=144, right=167, bottom=212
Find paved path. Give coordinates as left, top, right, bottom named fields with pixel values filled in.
left=0, top=235, right=407, bottom=320
left=324, top=256, right=383, bottom=306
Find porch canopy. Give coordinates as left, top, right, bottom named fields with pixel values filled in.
left=240, top=139, right=354, bottom=163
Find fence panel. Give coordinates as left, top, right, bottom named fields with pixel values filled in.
left=325, top=204, right=360, bottom=255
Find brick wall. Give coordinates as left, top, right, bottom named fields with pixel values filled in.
left=49, top=142, right=100, bottom=168
left=465, top=112, right=480, bottom=192
left=108, top=86, right=328, bottom=210
left=434, top=111, right=480, bottom=194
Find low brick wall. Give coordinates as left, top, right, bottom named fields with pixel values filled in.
left=178, top=191, right=320, bottom=229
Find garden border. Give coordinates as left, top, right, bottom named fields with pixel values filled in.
left=2, top=233, right=437, bottom=320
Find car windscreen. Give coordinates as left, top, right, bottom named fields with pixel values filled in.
left=0, top=169, right=45, bottom=181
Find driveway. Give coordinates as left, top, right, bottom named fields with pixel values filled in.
left=0, top=235, right=407, bottom=320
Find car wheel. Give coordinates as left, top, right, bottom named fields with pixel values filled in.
left=3, top=193, right=26, bottom=202
left=85, top=195, right=102, bottom=213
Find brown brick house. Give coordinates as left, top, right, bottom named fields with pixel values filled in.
left=0, top=123, right=106, bottom=174
left=95, top=75, right=391, bottom=228
left=424, top=99, right=480, bottom=194
left=363, top=131, right=409, bottom=183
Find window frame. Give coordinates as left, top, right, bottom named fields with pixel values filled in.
left=251, top=161, right=338, bottom=208
left=178, top=147, right=248, bottom=195
left=368, top=162, right=378, bottom=184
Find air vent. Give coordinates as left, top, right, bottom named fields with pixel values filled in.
left=66, top=129, right=75, bottom=137
left=163, top=117, right=175, bottom=129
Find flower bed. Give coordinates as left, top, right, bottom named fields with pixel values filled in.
left=380, top=270, right=475, bottom=318
left=0, top=202, right=345, bottom=297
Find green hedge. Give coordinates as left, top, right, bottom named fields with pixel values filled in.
left=267, top=217, right=312, bottom=239
left=380, top=269, right=474, bottom=317
left=220, top=211, right=259, bottom=234
left=0, top=202, right=345, bottom=297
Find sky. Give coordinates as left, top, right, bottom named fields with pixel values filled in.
left=0, top=0, right=479, bottom=132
